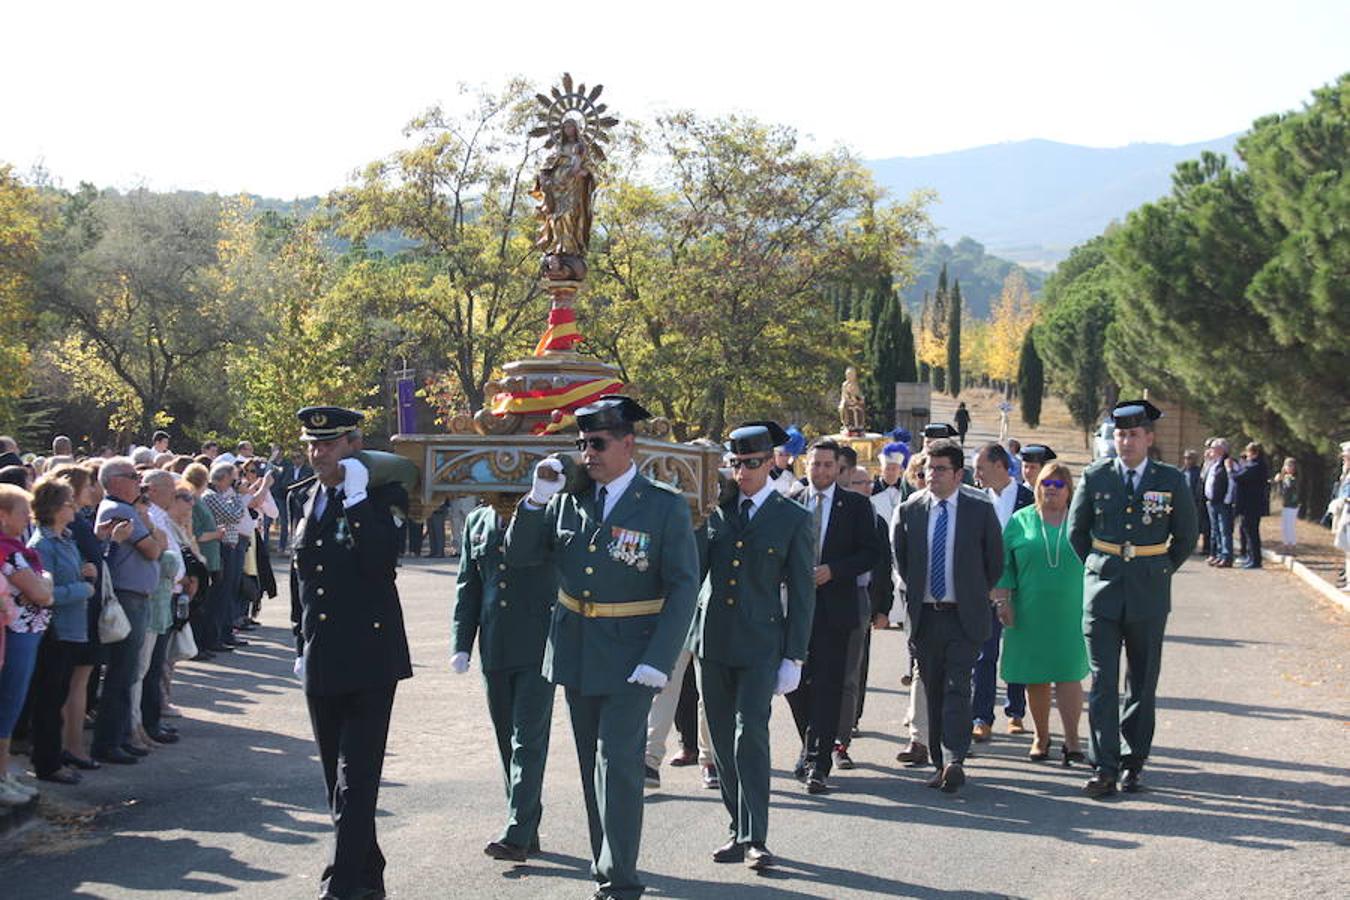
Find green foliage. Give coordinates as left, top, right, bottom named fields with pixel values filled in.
left=0, top=165, right=49, bottom=430
left=902, top=237, right=1045, bottom=318
left=1017, top=328, right=1044, bottom=428
left=1036, top=238, right=1116, bottom=438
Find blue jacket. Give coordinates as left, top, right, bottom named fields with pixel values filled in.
left=29, top=526, right=95, bottom=643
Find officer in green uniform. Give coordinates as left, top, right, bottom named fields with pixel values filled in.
left=1068, top=400, right=1198, bottom=799
left=288, top=406, right=413, bottom=900
left=504, top=395, right=700, bottom=900
left=692, top=421, right=814, bottom=872
left=451, top=500, right=559, bottom=863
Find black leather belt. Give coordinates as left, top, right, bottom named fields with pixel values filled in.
left=927, top=602, right=960, bottom=611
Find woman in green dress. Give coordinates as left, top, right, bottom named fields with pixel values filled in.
left=992, top=461, right=1089, bottom=763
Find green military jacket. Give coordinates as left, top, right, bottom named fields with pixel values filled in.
left=691, top=489, right=815, bottom=668
left=1068, top=457, right=1199, bottom=623
left=504, top=469, right=700, bottom=696
left=452, top=505, right=558, bottom=673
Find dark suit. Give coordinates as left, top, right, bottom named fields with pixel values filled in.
left=1184, top=464, right=1205, bottom=554
left=972, top=483, right=1034, bottom=727
left=272, top=462, right=313, bottom=550
left=289, top=475, right=412, bottom=900
left=893, top=486, right=1003, bottom=769
left=784, top=485, right=881, bottom=778
left=1232, top=455, right=1270, bottom=564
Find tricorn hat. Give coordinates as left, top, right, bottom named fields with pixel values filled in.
left=923, top=423, right=958, bottom=440
left=725, top=421, right=790, bottom=455
left=1110, top=399, right=1162, bottom=430
left=575, top=395, right=652, bottom=433
left=1019, top=444, right=1058, bottom=464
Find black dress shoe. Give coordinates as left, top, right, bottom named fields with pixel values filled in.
left=940, top=762, right=966, bottom=793
left=37, top=768, right=82, bottom=784
left=712, top=839, right=745, bottom=863
left=191, top=650, right=216, bottom=661
left=484, top=840, right=528, bottom=862
left=62, top=752, right=101, bottom=771
left=148, top=729, right=180, bottom=744
left=1083, top=774, right=1117, bottom=799
left=1121, top=768, right=1143, bottom=793
left=120, top=743, right=149, bottom=757
left=792, top=762, right=808, bottom=783
left=93, top=748, right=139, bottom=765
left=805, top=772, right=829, bottom=795
left=745, top=843, right=774, bottom=871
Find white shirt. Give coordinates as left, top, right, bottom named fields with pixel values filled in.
left=923, top=490, right=959, bottom=605
left=807, top=483, right=835, bottom=559
left=735, top=482, right=776, bottom=521
left=870, top=483, right=903, bottom=527
left=595, top=463, right=638, bottom=521
left=986, top=479, right=1020, bottom=528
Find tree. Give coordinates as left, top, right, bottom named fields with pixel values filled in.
left=587, top=112, right=929, bottom=438
left=946, top=278, right=962, bottom=396
left=987, top=269, right=1037, bottom=386
left=0, top=165, right=48, bottom=430
left=1036, top=238, right=1117, bottom=440
left=865, top=288, right=910, bottom=430
left=36, top=188, right=256, bottom=437
left=1018, top=328, right=1044, bottom=428
left=327, top=81, right=548, bottom=413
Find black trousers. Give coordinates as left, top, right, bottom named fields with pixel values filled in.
left=914, top=607, right=980, bottom=770
left=306, top=683, right=397, bottom=900
left=785, top=623, right=853, bottom=777
left=1239, top=512, right=1262, bottom=563
left=674, top=656, right=700, bottom=752
left=30, top=632, right=79, bottom=777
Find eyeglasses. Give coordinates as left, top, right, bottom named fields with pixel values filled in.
left=729, top=457, right=769, bottom=470
left=575, top=436, right=611, bottom=452
left=1041, top=479, right=1068, bottom=489
left=174, top=493, right=194, bottom=501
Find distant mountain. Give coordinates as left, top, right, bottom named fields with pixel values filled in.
left=867, top=135, right=1240, bottom=268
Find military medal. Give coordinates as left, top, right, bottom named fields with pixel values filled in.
left=1141, top=513, right=1153, bottom=525
left=608, top=526, right=651, bottom=569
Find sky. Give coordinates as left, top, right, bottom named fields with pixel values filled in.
left=4, top=0, right=1347, bottom=198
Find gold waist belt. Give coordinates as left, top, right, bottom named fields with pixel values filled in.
left=558, top=591, right=665, bottom=618
left=1092, top=538, right=1169, bottom=561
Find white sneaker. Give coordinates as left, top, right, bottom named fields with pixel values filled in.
left=4, top=774, right=39, bottom=797
left=0, top=779, right=33, bottom=806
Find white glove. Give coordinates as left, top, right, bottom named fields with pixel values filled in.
left=293, top=656, right=305, bottom=679
left=527, top=458, right=565, bottom=507
left=626, top=664, right=668, bottom=690
left=338, top=457, right=369, bottom=507
left=450, top=651, right=470, bottom=674
left=774, top=659, right=802, bottom=695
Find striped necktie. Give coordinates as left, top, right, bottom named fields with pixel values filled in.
left=812, top=492, right=824, bottom=564
left=931, top=499, right=949, bottom=600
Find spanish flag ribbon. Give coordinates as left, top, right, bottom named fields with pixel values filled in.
left=490, top=376, right=624, bottom=416
left=534, top=307, right=583, bottom=356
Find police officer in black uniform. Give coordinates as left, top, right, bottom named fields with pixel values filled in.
left=289, top=406, right=413, bottom=900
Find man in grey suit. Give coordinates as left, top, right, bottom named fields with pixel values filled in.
left=892, top=439, right=1003, bottom=793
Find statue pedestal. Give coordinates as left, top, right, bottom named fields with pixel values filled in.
left=469, top=353, right=623, bottom=435
left=835, top=431, right=887, bottom=471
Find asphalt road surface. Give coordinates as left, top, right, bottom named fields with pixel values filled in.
left=2, top=554, right=1347, bottom=899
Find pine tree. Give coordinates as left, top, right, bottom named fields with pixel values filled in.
left=947, top=279, right=962, bottom=396
left=865, top=289, right=906, bottom=430
left=1018, top=327, right=1044, bottom=428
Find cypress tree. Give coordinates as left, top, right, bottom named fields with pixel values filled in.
left=947, top=279, right=963, bottom=396
left=897, top=307, right=918, bottom=382
left=1018, top=327, right=1044, bottom=428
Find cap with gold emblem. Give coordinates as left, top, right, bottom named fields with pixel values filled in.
left=297, top=406, right=364, bottom=442
left=1019, top=444, right=1058, bottom=464
left=575, top=394, right=652, bottom=433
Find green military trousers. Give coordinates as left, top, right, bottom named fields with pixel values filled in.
left=696, top=658, right=778, bottom=845
left=483, top=666, right=556, bottom=850
left=565, top=686, right=657, bottom=900
left=1086, top=611, right=1168, bottom=779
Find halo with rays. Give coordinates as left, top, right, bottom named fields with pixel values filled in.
left=528, top=72, right=619, bottom=161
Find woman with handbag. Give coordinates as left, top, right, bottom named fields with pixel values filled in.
left=0, top=484, right=54, bottom=806
left=28, top=476, right=96, bottom=784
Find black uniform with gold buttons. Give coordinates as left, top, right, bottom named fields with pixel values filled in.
left=288, top=406, right=412, bottom=900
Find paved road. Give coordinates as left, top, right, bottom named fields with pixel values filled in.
left=2, top=554, right=1347, bottom=899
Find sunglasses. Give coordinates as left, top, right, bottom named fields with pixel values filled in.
left=1041, top=479, right=1067, bottom=489
left=729, top=457, right=769, bottom=470
left=575, top=436, right=618, bottom=452
left=174, top=493, right=194, bottom=502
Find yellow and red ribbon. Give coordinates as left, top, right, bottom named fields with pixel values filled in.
left=490, top=376, right=623, bottom=417
left=534, top=307, right=583, bottom=355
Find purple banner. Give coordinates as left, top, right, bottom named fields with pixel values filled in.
left=396, top=377, right=416, bottom=435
